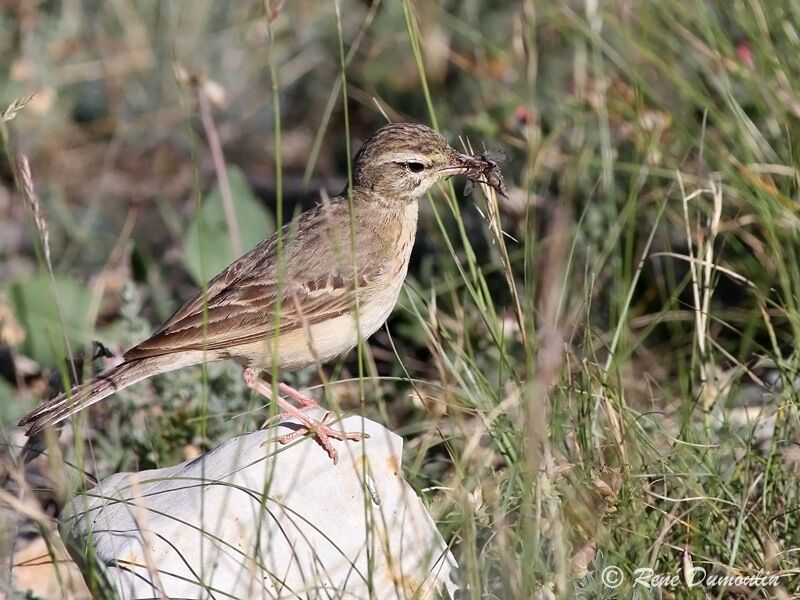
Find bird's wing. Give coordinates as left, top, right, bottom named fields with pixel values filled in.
left=124, top=270, right=375, bottom=358
left=124, top=201, right=379, bottom=359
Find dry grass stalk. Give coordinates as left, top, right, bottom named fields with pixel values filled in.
left=16, top=154, right=78, bottom=382
left=2, top=94, right=36, bottom=123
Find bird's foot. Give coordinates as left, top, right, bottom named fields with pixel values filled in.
left=243, top=367, right=367, bottom=463
left=277, top=411, right=368, bottom=464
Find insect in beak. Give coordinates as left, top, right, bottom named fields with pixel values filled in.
left=437, top=148, right=509, bottom=198
left=437, top=152, right=484, bottom=178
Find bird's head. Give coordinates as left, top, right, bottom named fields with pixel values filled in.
left=351, top=123, right=478, bottom=203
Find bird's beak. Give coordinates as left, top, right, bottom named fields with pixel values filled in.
left=437, top=151, right=482, bottom=178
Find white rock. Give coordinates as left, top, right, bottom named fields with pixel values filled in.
left=60, top=411, right=459, bottom=599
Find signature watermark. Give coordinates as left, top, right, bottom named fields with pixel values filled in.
left=601, top=566, right=782, bottom=589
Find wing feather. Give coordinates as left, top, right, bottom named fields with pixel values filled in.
left=124, top=199, right=380, bottom=360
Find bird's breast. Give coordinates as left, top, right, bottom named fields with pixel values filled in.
left=239, top=202, right=419, bottom=371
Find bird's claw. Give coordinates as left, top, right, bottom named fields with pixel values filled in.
left=274, top=412, right=369, bottom=464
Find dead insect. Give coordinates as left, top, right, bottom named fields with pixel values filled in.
left=482, top=148, right=508, bottom=165
left=463, top=178, right=476, bottom=197
left=463, top=148, right=508, bottom=198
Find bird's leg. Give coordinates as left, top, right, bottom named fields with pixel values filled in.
left=258, top=372, right=319, bottom=424
left=242, top=367, right=366, bottom=464
left=261, top=372, right=320, bottom=411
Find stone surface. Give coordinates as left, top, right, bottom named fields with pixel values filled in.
left=60, top=411, right=459, bottom=599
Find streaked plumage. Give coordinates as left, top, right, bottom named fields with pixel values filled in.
left=19, top=123, right=481, bottom=460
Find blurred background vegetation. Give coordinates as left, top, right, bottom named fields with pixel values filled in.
left=2, top=0, right=800, bottom=598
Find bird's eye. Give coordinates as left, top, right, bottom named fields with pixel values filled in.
left=406, top=161, right=426, bottom=173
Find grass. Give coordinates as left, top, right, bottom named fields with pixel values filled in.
left=2, top=0, right=800, bottom=598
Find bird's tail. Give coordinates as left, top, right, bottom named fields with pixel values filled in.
left=18, top=355, right=186, bottom=436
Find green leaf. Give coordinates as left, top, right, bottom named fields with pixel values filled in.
left=183, top=167, right=274, bottom=285
left=5, top=276, right=94, bottom=365
left=0, top=377, right=23, bottom=425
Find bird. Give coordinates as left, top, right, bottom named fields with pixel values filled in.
left=19, top=122, right=484, bottom=463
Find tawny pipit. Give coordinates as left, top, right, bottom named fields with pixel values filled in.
left=20, top=123, right=486, bottom=462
